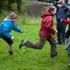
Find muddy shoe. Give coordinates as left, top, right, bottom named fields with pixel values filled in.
left=19, top=40, right=27, bottom=49
left=8, top=50, right=13, bottom=55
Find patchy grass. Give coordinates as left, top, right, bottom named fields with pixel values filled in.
left=0, top=16, right=70, bottom=70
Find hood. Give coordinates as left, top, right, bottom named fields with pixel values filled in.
left=3, top=18, right=13, bottom=22
left=41, top=12, right=54, bottom=18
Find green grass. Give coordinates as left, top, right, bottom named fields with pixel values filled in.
left=0, top=17, right=70, bottom=70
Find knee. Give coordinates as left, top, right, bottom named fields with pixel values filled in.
left=35, top=45, right=43, bottom=49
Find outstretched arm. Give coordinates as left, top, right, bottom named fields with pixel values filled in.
left=61, top=19, right=70, bottom=24
left=12, top=22, right=23, bottom=33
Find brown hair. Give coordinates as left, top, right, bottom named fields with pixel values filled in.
left=7, top=12, right=17, bottom=20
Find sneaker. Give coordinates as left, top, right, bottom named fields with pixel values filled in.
left=8, top=50, right=13, bottom=55
left=19, top=40, right=27, bottom=49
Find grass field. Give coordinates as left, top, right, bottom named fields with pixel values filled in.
left=0, top=16, right=70, bottom=70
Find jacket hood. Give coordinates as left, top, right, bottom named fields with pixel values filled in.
left=41, top=12, right=54, bottom=18
left=3, top=18, right=13, bottom=22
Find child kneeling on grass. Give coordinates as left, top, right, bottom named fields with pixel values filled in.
left=0, top=12, right=23, bottom=55
left=19, top=6, right=57, bottom=58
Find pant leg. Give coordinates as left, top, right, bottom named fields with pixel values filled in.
left=57, top=19, right=62, bottom=43
left=25, top=37, right=47, bottom=49
left=1, top=33, right=13, bottom=45
left=61, top=23, right=67, bottom=43
left=47, top=36, right=57, bottom=56
left=57, top=28, right=62, bottom=43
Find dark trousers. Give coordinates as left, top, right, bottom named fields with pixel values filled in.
left=24, top=36, right=57, bottom=56
left=65, top=25, right=70, bottom=38
left=57, top=19, right=67, bottom=43
left=65, top=25, right=70, bottom=56
left=0, top=33, right=13, bottom=45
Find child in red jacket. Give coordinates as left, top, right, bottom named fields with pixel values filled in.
left=19, top=6, right=57, bottom=57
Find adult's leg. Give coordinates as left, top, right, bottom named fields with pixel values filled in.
left=47, top=36, right=57, bottom=57
left=57, top=28, right=62, bottom=44
left=61, top=23, right=67, bottom=44
left=56, top=19, right=62, bottom=44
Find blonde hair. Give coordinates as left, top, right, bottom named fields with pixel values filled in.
left=7, top=12, right=17, bottom=20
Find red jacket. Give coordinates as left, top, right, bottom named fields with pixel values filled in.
left=62, top=19, right=70, bottom=24
left=39, top=12, right=55, bottom=37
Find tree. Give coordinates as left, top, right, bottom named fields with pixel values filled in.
left=17, top=0, right=22, bottom=13
left=0, top=0, right=7, bottom=12
left=7, top=0, right=22, bottom=13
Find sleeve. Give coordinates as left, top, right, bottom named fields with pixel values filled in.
left=12, top=22, right=22, bottom=32
left=44, top=17, right=52, bottom=29
left=63, top=19, right=70, bottom=24
left=53, top=2, right=60, bottom=8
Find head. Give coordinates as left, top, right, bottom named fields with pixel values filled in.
left=48, top=6, right=56, bottom=14
left=7, top=12, right=17, bottom=21
left=41, top=6, right=56, bottom=15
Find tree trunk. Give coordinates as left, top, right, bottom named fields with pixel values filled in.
left=7, top=0, right=12, bottom=10
left=17, top=0, right=22, bottom=13
left=0, top=0, right=3, bottom=12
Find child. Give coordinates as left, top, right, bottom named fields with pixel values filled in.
left=19, top=6, right=57, bottom=58
left=0, top=12, right=23, bottom=55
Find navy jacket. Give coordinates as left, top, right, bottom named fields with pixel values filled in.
left=54, top=3, right=68, bottom=20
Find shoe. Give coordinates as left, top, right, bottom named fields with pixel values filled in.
left=8, top=50, right=13, bottom=55
left=19, top=40, right=27, bottom=49
left=51, top=52, right=57, bottom=58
